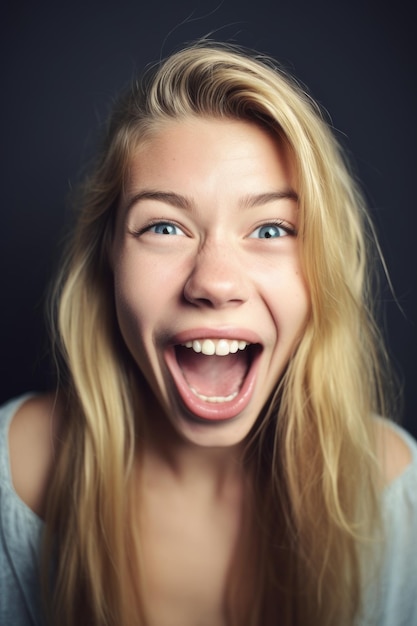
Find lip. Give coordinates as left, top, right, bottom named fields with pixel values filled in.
left=170, top=327, right=263, bottom=346
left=164, top=328, right=263, bottom=422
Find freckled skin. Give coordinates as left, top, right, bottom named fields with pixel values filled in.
left=112, top=118, right=310, bottom=449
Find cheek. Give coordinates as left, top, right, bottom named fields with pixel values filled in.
left=289, top=274, right=310, bottom=326
left=113, top=261, right=152, bottom=351
left=113, top=253, right=184, bottom=374
left=114, top=252, right=162, bottom=317
left=267, top=268, right=310, bottom=341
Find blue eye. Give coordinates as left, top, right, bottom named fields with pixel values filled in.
left=250, top=223, right=292, bottom=239
left=150, top=222, right=185, bottom=236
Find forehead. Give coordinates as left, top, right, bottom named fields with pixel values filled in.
left=124, top=117, right=296, bottom=196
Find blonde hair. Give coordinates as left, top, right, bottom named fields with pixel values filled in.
left=44, top=42, right=389, bottom=625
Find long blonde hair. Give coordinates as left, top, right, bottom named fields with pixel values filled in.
left=44, top=41, right=390, bottom=625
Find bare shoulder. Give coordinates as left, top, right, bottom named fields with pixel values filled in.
left=8, top=393, right=63, bottom=518
left=373, top=417, right=413, bottom=486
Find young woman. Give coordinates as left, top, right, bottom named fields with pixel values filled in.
left=1, top=42, right=416, bottom=626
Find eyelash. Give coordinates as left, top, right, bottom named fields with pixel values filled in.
left=250, top=219, right=297, bottom=238
left=128, top=218, right=297, bottom=238
left=128, top=219, right=185, bottom=238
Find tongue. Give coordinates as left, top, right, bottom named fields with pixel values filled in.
left=175, top=346, right=249, bottom=397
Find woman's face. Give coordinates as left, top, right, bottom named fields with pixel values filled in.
left=112, top=117, right=310, bottom=448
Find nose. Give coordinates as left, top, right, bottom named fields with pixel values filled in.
left=183, top=239, right=249, bottom=308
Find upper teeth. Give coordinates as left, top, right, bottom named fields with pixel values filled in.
left=182, top=339, right=249, bottom=356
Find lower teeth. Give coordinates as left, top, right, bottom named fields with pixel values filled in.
left=190, top=387, right=238, bottom=403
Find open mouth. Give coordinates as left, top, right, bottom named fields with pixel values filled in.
left=165, top=337, right=262, bottom=421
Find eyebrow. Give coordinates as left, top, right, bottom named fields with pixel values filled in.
left=239, top=190, right=298, bottom=209
left=124, top=188, right=298, bottom=215
left=124, top=191, right=193, bottom=215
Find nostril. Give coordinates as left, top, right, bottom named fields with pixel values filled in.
left=183, top=262, right=249, bottom=308
left=183, top=291, right=246, bottom=309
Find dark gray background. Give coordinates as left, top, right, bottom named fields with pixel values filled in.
left=1, top=1, right=416, bottom=437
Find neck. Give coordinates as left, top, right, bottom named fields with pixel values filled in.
left=140, top=400, right=248, bottom=492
